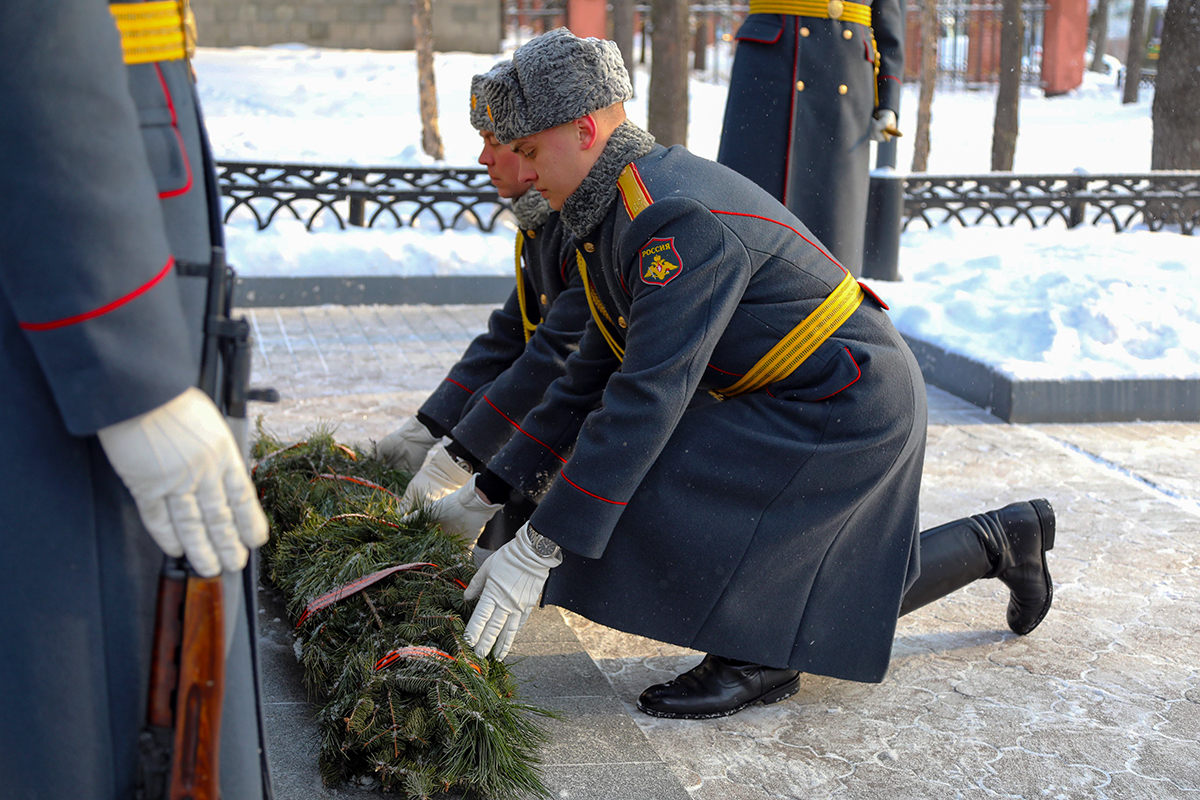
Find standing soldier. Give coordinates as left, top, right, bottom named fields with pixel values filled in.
left=0, top=1, right=272, bottom=797
left=717, top=0, right=905, bottom=276
left=376, top=64, right=591, bottom=561
left=436, top=30, right=1055, bottom=720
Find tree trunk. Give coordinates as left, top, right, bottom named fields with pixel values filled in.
left=612, top=0, right=636, bottom=95
left=990, top=0, right=1022, bottom=171
left=912, top=0, right=939, bottom=172
left=1151, top=0, right=1200, bottom=169
left=693, top=14, right=708, bottom=73
left=1089, top=0, right=1110, bottom=72
left=640, top=12, right=649, bottom=64
left=1123, top=0, right=1148, bottom=103
left=648, top=0, right=689, bottom=147
left=413, top=0, right=444, bottom=160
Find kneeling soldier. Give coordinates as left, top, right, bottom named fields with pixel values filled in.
left=448, top=29, right=1054, bottom=719
left=376, top=65, right=588, bottom=561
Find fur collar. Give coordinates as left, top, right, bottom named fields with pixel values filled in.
left=511, top=188, right=553, bottom=231
left=560, top=121, right=656, bottom=237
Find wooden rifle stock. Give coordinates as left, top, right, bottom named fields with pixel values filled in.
left=140, top=559, right=226, bottom=800
left=170, top=571, right=225, bottom=800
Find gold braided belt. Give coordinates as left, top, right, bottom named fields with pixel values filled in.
left=713, top=270, right=863, bottom=400
left=577, top=246, right=862, bottom=400
left=110, top=1, right=195, bottom=65
left=749, top=0, right=873, bottom=26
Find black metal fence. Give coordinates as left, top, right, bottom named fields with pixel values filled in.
left=905, top=172, right=1200, bottom=234
left=216, top=161, right=509, bottom=233
left=216, top=161, right=1200, bottom=236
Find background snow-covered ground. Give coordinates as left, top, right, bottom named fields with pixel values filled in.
left=195, top=46, right=1198, bottom=381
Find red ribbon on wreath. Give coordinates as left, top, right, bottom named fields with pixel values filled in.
left=296, top=562, right=436, bottom=627
left=374, top=645, right=482, bottom=674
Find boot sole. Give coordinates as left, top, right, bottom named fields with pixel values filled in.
left=1014, top=498, right=1055, bottom=635
left=636, top=675, right=801, bottom=720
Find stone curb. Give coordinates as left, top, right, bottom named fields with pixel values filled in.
left=234, top=275, right=512, bottom=307
left=903, top=334, right=1200, bottom=423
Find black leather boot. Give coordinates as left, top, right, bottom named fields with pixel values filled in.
left=900, top=498, right=1056, bottom=635
left=637, top=655, right=801, bottom=719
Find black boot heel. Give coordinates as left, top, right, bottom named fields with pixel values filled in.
left=759, top=675, right=802, bottom=706
left=1031, top=497, right=1056, bottom=551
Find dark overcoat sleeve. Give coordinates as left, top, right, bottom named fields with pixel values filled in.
left=872, top=0, right=906, bottom=113
left=451, top=239, right=590, bottom=465
left=484, top=302, right=624, bottom=501
left=418, top=279, right=529, bottom=432
left=509, top=200, right=749, bottom=558
left=0, top=0, right=196, bottom=435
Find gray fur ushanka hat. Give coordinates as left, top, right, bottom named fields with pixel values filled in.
left=487, top=27, right=633, bottom=143
left=469, top=61, right=515, bottom=132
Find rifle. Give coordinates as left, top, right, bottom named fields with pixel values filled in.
left=137, top=245, right=238, bottom=800
left=138, top=61, right=278, bottom=797
left=140, top=559, right=225, bottom=800
left=140, top=244, right=278, bottom=800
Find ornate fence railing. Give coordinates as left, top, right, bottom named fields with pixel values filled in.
left=903, top=172, right=1200, bottom=235
left=216, top=161, right=511, bottom=233
left=216, top=161, right=1200, bottom=236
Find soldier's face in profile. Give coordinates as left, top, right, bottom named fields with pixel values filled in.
left=478, top=130, right=534, bottom=199
left=511, top=120, right=593, bottom=211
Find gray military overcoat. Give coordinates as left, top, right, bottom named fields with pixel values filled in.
left=489, top=143, right=927, bottom=683
left=717, top=2, right=905, bottom=276
left=0, top=2, right=268, bottom=797
left=418, top=209, right=590, bottom=466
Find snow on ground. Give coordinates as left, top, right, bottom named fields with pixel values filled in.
left=196, top=46, right=1198, bottom=381
left=195, top=45, right=1150, bottom=172
left=867, top=226, right=1200, bottom=381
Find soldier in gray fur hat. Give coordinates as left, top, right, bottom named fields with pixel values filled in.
left=430, top=29, right=1055, bottom=720
left=375, top=63, right=592, bottom=563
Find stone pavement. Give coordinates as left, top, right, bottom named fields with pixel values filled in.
left=247, top=304, right=1200, bottom=800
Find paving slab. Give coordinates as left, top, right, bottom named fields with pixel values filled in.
left=248, top=304, right=1200, bottom=800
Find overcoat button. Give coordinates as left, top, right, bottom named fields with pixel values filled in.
left=828, top=0, right=845, bottom=19
left=584, top=242, right=595, bottom=252
left=838, top=84, right=848, bottom=95
left=527, top=229, right=536, bottom=238
left=843, top=29, right=854, bottom=40
left=618, top=316, right=627, bottom=328
left=799, top=26, right=810, bottom=37
left=796, top=80, right=805, bottom=91
left=540, top=294, right=548, bottom=306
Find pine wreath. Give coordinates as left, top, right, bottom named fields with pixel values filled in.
left=251, top=424, right=552, bottom=799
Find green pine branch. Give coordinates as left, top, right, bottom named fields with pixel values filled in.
left=251, top=421, right=552, bottom=799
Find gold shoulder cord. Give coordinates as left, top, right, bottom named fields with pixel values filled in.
left=576, top=250, right=625, bottom=361
left=513, top=232, right=539, bottom=343
left=110, top=1, right=189, bottom=64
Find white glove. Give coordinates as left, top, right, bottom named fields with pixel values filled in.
left=97, top=387, right=269, bottom=578
left=464, top=522, right=562, bottom=659
left=411, top=474, right=502, bottom=543
left=375, top=416, right=440, bottom=473
left=401, top=442, right=473, bottom=505
left=870, top=109, right=899, bottom=142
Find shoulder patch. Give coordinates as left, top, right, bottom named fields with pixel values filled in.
left=617, top=163, right=653, bottom=220
left=640, top=238, right=683, bottom=286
